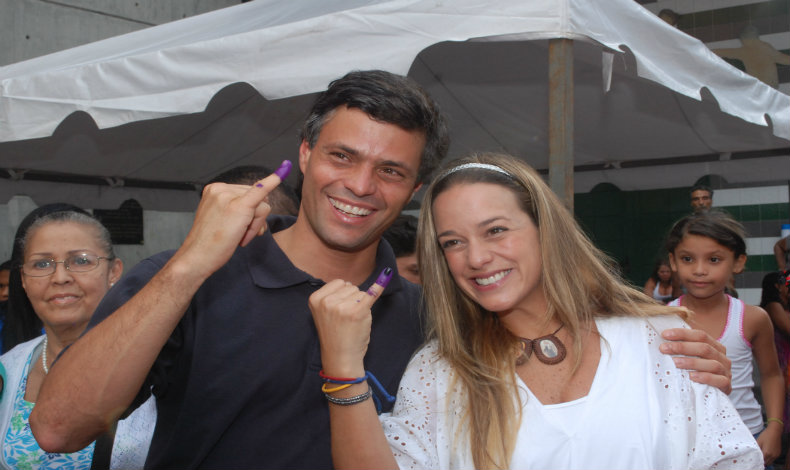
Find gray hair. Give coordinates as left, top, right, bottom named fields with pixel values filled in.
left=23, top=211, right=115, bottom=259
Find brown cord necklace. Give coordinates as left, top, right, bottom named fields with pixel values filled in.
left=516, top=324, right=567, bottom=365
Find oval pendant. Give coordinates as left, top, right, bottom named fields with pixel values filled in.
left=532, top=334, right=566, bottom=365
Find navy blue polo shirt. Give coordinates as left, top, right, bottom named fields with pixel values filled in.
left=88, top=215, right=424, bottom=469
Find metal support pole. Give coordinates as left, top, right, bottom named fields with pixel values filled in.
left=548, top=38, right=574, bottom=211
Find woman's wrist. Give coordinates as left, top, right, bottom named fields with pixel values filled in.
left=765, top=417, right=784, bottom=428
left=318, top=355, right=365, bottom=379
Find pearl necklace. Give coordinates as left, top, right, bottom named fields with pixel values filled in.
left=41, top=335, right=49, bottom=374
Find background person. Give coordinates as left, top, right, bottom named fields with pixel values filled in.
left=382, top=214, right=420, bottom=284
left=690, top=184, right=713, bottom=212
left=668, top=210, right=784, bottom=466
left=658, top=8, right=681, bottom=27
left=2, top=205, right=85, bottom=354
left=0, top=204, right=154, bottom=470
left=311, top=153, right=760, bottom=469
left=205, top=164, right=300, bottom=216
left=776, top=236, right=789, bottom=271
left=0, top=260, right=11, bottom=354
left=713, top=25, right=790, bottom=89
left=0, top=261, right=10, bottom=303
left=761, top=271, right=790, bottom=442
left=643, top=258, right=677, bottom=303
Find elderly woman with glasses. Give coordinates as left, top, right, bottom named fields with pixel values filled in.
left=0, top=204, right=154, bottom=470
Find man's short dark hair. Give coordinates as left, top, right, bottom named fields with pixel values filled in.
left=690, top=184, right=713, bottom=197
left=382, top=214, right=418, bottom=257
left=300, top=70, right=449, bottom=185
left=205, top=165, right=300, bottom=216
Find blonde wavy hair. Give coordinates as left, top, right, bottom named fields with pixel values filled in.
left=417, top=153, right=687, bottom=469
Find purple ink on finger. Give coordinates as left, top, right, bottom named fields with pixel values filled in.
left=367, top=267, right=393, bottom=296
left=274, top=160, right=293, bottom=180
left=375, top=267, right=393, bottom=288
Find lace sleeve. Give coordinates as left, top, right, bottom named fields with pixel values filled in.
left=379, top=342, right=467, bottom=470
left=688, top=385, right=764, bottom=469
left=646, top=316, right=763, bottom=470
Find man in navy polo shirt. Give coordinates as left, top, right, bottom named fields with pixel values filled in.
left=31, top=70, right=733, bottom=469
left=31, top=70, right=447, bottom=469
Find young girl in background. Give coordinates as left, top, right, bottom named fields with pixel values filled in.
left=667, top=209, right=784, bottom=467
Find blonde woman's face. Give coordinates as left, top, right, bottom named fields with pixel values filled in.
left=433, top=182, right=545, bottom=314
left=21, top=221, right=121, bottom=334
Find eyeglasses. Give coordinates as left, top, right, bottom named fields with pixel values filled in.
left=21, top=253, right=113, bottom=277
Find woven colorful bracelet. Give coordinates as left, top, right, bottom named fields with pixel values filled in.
left=324, top=387, right=372, bottom=406
left=319, top=370, right=396, bottom=414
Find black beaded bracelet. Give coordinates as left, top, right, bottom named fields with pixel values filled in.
left=324, top=387, right=372, bottom=406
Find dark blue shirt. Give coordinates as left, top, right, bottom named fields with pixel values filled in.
left=88, top=215, right=424, bottom=469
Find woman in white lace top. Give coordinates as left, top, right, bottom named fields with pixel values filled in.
left=310, top=153, right=762, bottom=470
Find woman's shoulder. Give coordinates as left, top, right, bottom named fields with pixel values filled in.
left=0, top=335, right=43, bottom=367
left=596, top=315, right=690, bottom=365
left=404, top=341, right=449, bottom=374
left=398, top=341, right=457, bottom=396
left=0, top=336, right=43, bottom=417
left=741, top=302, right=773, bottom=338
left=597, top=314, right=688, bottom=339
left=742, top=302, right=770, bottom=320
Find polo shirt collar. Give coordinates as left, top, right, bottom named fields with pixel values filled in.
left=246, top=214, right=404, bottom=297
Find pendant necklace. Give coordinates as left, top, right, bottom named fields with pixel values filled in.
left=516, top=324, right=567, bottom=366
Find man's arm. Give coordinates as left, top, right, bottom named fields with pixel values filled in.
left=774, top=236, right=788, bottom=270
left=30, top=168, right=289, bottom=452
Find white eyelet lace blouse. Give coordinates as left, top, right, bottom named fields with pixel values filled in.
left=380, top=315, right=763, bottom=470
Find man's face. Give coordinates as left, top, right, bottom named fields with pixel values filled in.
left=298, top=106, right=425, bottom=253
left=0, top=269, right=8, bottom=302
left=690, top=189, right=713, bottom=211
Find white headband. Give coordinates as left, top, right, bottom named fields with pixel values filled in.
left=437, top=162, right=513, bottom=181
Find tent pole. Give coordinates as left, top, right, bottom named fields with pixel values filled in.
left=548, top=38, right=574, bottom=211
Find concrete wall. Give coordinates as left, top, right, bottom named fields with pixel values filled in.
left=0, top=0, right=243, bottom=66
left=0, top=195, right=194, bottom=273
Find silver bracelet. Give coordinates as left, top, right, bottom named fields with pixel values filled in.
left=324, top=387, right=372, bottom=406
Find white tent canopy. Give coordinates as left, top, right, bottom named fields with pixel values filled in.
left=0, top=0, right=788, bottom=210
